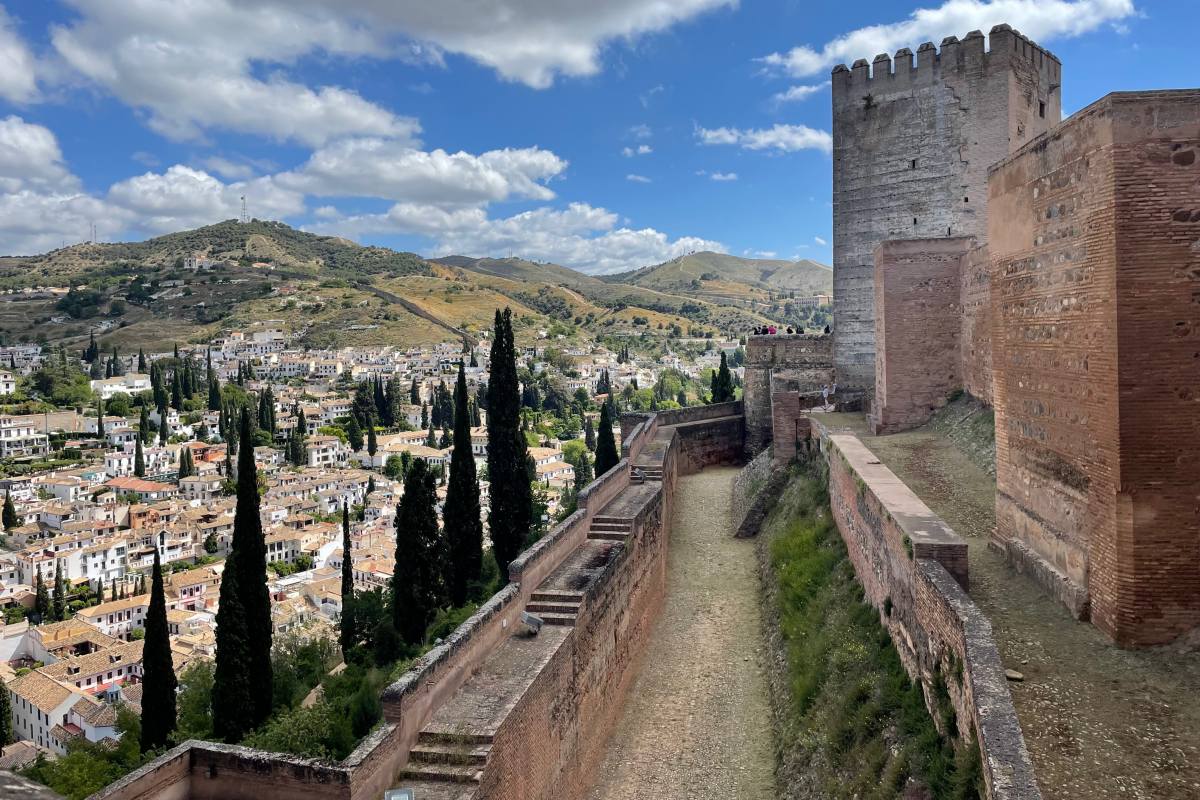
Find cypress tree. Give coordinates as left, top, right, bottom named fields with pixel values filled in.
left=52, top=560, right=66, bottom=622
left=213, top=409, right=272, bottom=740
left=339, top=503, right=355, bottom=659
left=95, top=579, right=104, bottom=604
left=178, top=447, right=194, bottom=479
left=595, top=402, right=619, bottom=477
left=96, top=396, right=105, bottom=440
left=367, top=415, right=377, bottom=457
left=158, top=403, right=169, bottom=444
left=3, top=489, right=17, bottom=530
left=34, top=570, right=49, bottom=622
left=208, top=371, right=221, bottom=410
left=140, top=549, right=177, bottom=752
left=373, top=376, right=387, bottom=421
left=170, top=370, right=182, bottom=410
left=139, top=405, right=151, bottom=444
left=134, top=437, right=145, bottom=477
left=366, top=475, right=375, bottom=495
left=573, top=449, right=593, bottom=493
left=346, top=415, right=363, bottom=452
left=443, top=363, right=483, bottom=606
left=0, top=668, right=12, bottom=746
left=391, top=459, right=443, bottom=647
left=584, top=417, right=596, bottom=451
left=439, top=426, right=451, bottom=450
left=410, top=377, right=420, bottom=405
left=711, top=352, right=735, bottom=403
left=138, top=348, right=147, bottom=372
left=110, top=577, right=117, bottom=605
left=420, top=402, right=428, bottom=429
left=487, top=309, right=532, bottom=577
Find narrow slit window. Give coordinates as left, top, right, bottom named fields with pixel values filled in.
left=1039, top=100, right=1046, bottom=118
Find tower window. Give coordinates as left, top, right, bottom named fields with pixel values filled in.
left=1039, top=101, right=1046, bottom=118
left=964, top=196, right=969, bottom=203
left=913, top=218, right=918, bottom=226
left=910, top=159, right=917, bottom=169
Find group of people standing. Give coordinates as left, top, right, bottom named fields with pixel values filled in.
left=750, top=324, right=832, bottom=336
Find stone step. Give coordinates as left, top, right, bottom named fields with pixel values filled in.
left=418, top=730, right=495, bottom=747
left=590, top=521, right=632, bottom=531
left=525, top=602, right=581, bottom=615
left=592, top=515, right=632, bottom=526
left=587, top=531, right=628, bottom=541
left=399, top=763, right=484, bottom=784
left=408, top=742, right=491, bottom=767
left=529, top=590, right=583, bottom=603
left=538, top=612, right=577, bottom=626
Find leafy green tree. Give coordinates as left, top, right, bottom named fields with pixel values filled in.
left=134, top=437, right=145, bottom=478
left=391, top=459, right=444, bottom=648
left=140, top=549, right=177, bottom=752
left=340, top=503, right=356, bottom=660
left=443, top=363, right=483, bottom=606
left=175, top=661, right=215, bottom=741
left=3, top=489, right=17, bottom=531
left=594, top=402, right=619, bottom=477
left=213, top=409, right=273, bottom=742
left=204, top=531, right=219, bottom=554
left=486, top=308, right=532, bottom=577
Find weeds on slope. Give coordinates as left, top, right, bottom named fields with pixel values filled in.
left=763, top=461, right=983, bottom=799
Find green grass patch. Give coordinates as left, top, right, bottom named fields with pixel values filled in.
left=765, top=462, right=983, bottom=799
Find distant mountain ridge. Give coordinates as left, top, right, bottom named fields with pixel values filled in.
left=608, top=251, right=832, bottom=297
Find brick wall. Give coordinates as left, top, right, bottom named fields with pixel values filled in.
left=989, top=90, right=1200, bottom=645
left=817, top=424, right=1039, bottom=800
left=871, top=237, right=975, bottom=433
left=833, top=25, right=1061, bottom=392
left=744, top=334, right=832, bottom=455
left=960, top=244, right=994, bottom=404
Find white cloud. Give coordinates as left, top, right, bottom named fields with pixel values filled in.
left=629, top=124, right=653, bottom=139
left=760, top=0, right=1135, bottom=77
left=277, top=139, right=567, bottom=205
left=314, top=201, right=723, bottom=274
left=284, top=0, right=734, bottom=89
left=49, top=0, right=419, bottom=146
left=814, top=236, right=827, bottom=245
left=640, top=84, right=665, bottom=107
left=0, top=6, right=37, bottom=103
left=770, top=82, right=827, bottom=104
left=709, top=171, right=738, bottom=181
left=697, top=124, right=832, bottom=153
left=0, top=116, right=78, bottom=193
left=106, top=165, right=305, bottom=235
left=313, top=205, right=340, bottom=220
left=625, top=174, right=651, bottom=183
left=621, top=144, right=653, bottom=157
left=202, top=156, right=257, bottom=181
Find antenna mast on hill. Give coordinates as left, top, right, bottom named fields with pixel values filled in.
left=240, top=195, right=248, bottom=224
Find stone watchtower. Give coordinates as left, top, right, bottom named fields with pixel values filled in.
left=831, top=25, right=1061, bottom=394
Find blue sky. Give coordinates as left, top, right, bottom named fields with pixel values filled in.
left=0, top=0, right=1179, bottom=272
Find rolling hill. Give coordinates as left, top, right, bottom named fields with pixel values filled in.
left=0, top=222, right=825, bottom=354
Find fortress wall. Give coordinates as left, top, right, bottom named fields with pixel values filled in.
left=832, top=26, right=1061, bottom=394
left=871, top=237, right=974, bottom=433
left=960, top=244, right=994, bottom=404
left=817, top=425, right=1039, bottom=800
left=482, top=436, right=679, bottom=800
left=744, top=335, right=831, bottom=455
left=989, top=90, right=1200, bottom=644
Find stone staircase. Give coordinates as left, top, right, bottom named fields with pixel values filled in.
left=399, top=731, right=491, bottom=786
left=635, top=465, right=664, bottom=482
left=526, top=589, right=583, bottom=626
left=588, top=515, right=633, bottom=543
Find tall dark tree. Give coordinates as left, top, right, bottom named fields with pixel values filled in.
left=137, top=348, right=147, bottom=373
left=134, top=437, right=145, bottom=478
left=52, top=559, right=66, bottom=622
left=425, top=421, right=436, bottom=449
left=373, top=376, right=387, bottom=422
left=443, top=363, right=483, bottom=606
left=96, top=396, right=106, bottom=440
left=140, top=549, right=177, bottom=752
left=213, top=409, right=272, bottom=741
left=170, top=369, right=183, bottom=410
left=34, top=570, right=49, bottom=622
left=257, top=386, right=276, bottom=434
left=584, top=416, right=596, bottom=451
left=157, top=402, right=169, bottom=444
left=139, top=405, right=151, bottom=444
left=594, top=402, right=619, bottom=477
left=486, top=309, right=532, bottom=576
left=710, top=352, right=735, bottom=403
left=3, top=489, right=17, bottom=531
left=367, top=414, right=378, bottom=458
left=391, top=459, right=444, bottom=646
left=339, top=503, right=355, bottom=658
left=346, top=414, right=363, bottom=452
left=208, top=371, right=221, bottom=411
left=409, top=377, right=420, bottom=405
left=178, top=447, right=194, bottom=479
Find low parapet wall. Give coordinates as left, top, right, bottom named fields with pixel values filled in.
left=815, top=422, right=1040, bottom=800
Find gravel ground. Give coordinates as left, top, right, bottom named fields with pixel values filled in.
left=587, top=466, right=776, bottom=800
left=823, top=412, right=1200, bottom=800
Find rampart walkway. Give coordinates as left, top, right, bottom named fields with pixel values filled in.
left=586, top=466, right=775, bottom=800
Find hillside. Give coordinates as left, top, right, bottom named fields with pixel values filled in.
left=0, top=222, right=817, bottom=353
left=610, top=251, right=832, bottom=304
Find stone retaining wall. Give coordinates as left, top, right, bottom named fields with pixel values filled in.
left=815, top=421, right=1040, bottom=800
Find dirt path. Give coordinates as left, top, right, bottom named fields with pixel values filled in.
left=587, top=466, right=775, bottom=800
left=822, top=412, right=1200, bottom=800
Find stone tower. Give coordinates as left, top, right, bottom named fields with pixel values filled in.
left=831, top=24, right=1061, bottom=394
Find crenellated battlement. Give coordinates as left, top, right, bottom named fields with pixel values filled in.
left=832, top=24, right=1060, bottom=98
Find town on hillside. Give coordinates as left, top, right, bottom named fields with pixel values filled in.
left=0, top=315, right=748, bottom=783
